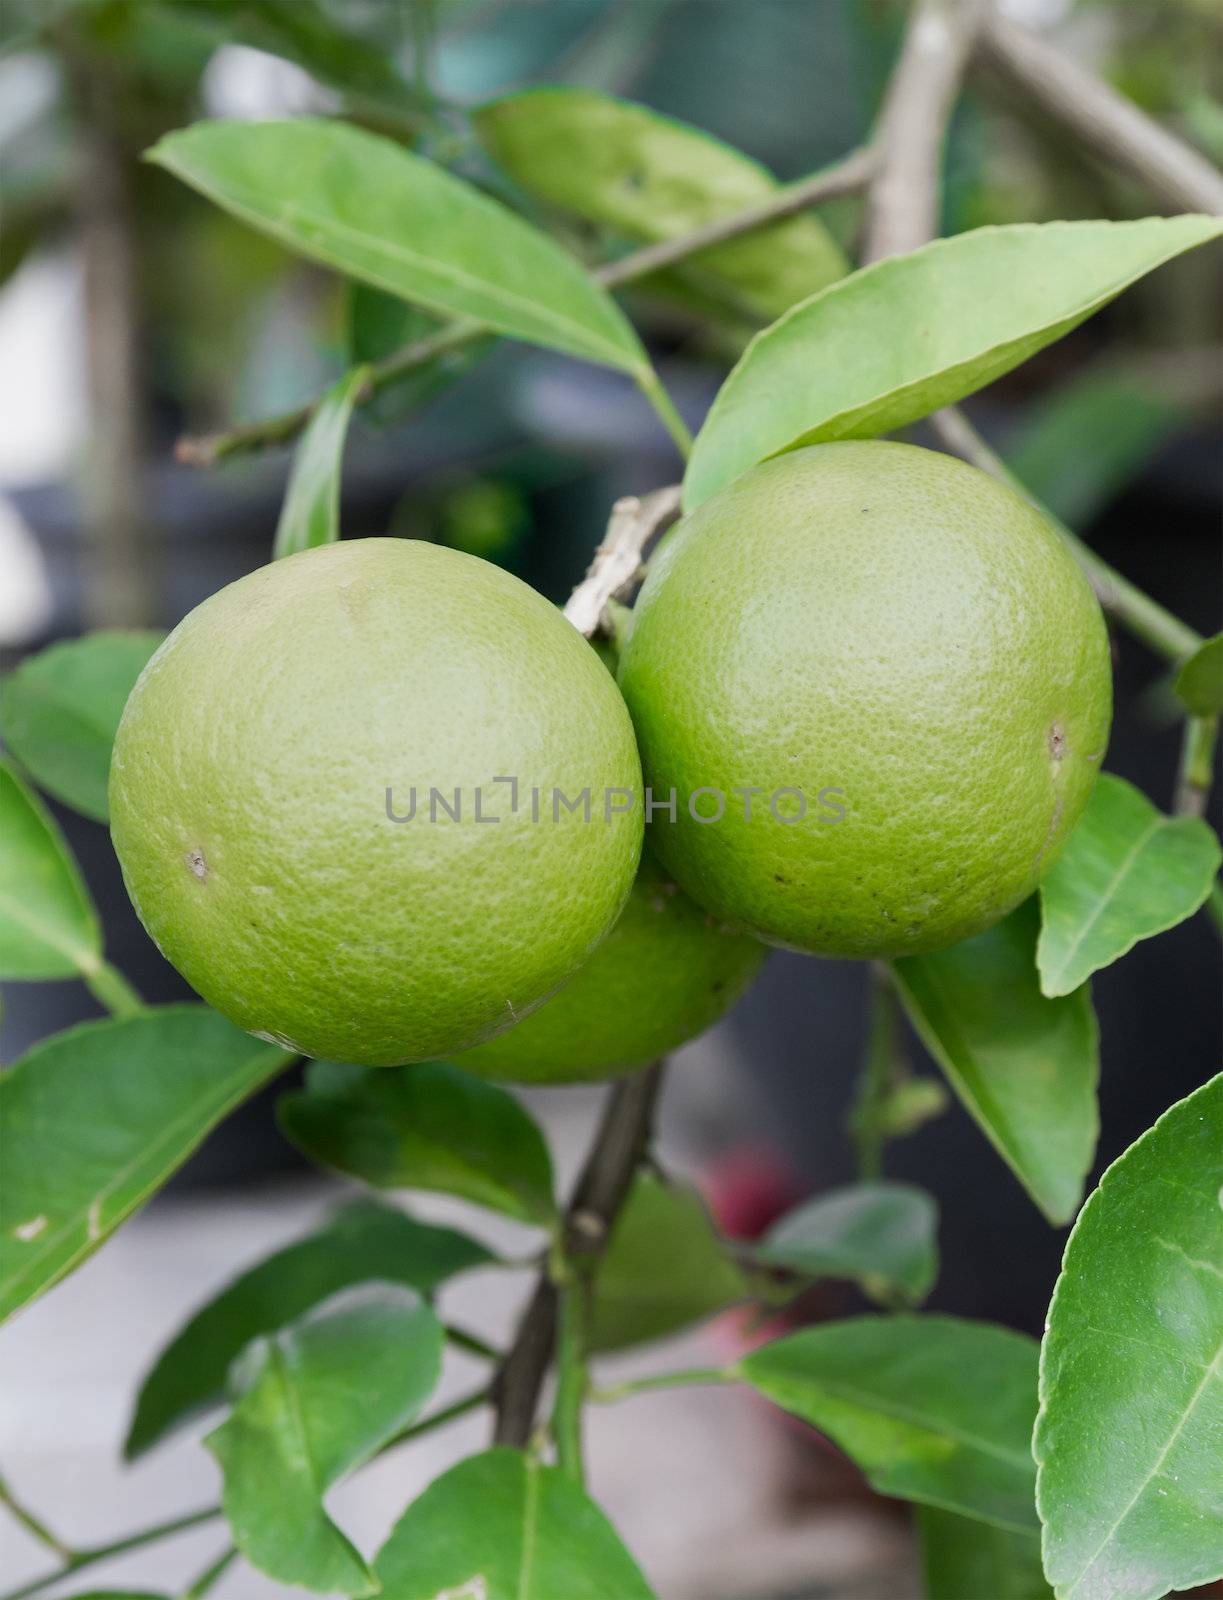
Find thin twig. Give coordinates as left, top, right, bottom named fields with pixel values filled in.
left=563, top=485, right=682, bottom=637
left=0, top=1387, right=491, bottom=1600
left=180, top=1544, right=237, bottom=1599
left=848, top=964, right=906, bottom=1181
left=175, top=149, right=875, bottom=468
left=926, top=406, right=1203, bottom=664
left=863, top=0, right=982, bottom=262
left=0, top=1505, right=222, bottom=1600
left=1175, top=715, right=1218, bottom=817
left=442, top=1322, right=501, bottom=1362
left=599, top=145, right=877, bottom=287
left=0, top=1473, right=73, bottom=1563
left=590, top=1366, right=736, bottom=1403
left=974, top=8, right=1223, bottom=216
left=491, top=1063, right=665, bottom=1448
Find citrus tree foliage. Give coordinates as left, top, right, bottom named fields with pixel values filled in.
left=0, top=6, right=1220, bottom=1599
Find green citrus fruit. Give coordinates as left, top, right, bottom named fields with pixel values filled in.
left=457, top=851, right=767, bottom=1083
left=617, top=442, right=1111, bottom=958
left=110, top=538, right=643, bottom=1064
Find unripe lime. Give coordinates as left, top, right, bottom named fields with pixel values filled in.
left=110, top=538, right=642, bottom=1064
left=617, top=442, right=1111, bottom=958
left=457, top=852, right=767, bottom=1083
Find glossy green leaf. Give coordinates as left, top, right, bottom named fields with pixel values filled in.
left=474, top=86, right=847, bottom=321
left=279, top=1060, right=556, bottom=1225
left=684, top=216, right=1223, bottom=509
left=207, top=1285, right=443, bottom=1597
left=148, top=120, right=648, bottom=376
left=1, top=631, right=163, bottom=822
left=892, top=900, right=1099, bottom=1224
left=0, top=759, right=101, bottom=980
left=917, top=1506, right=1051, bottom=1600
left=590, top=1171, right=750, bottom=1352
left=1037, top=775, right=1221, bottom=997
left=126, top=1197, right=491, bottom=1459
left=739, top=1316, right=1040, bottom=1532
left=1035, top=1073, right=1223, bottom=1600
left=273, top=366, right=368, bottom=560
left=375, top=1448, right=656, bottom=1600
left=1004, top=366, right=1184, bottom=529
left=1175, top=630, right=1223, bottom=717
left=757, top=1181, right=938, bottom=1305
left=0, top=1006, right=288, bottom=1323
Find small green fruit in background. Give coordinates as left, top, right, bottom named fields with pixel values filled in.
left=618, top=442, right=1112, bottom=959
left=110, top=538, right=642, bottom=1065
left=457, top=852, right=767, bottom=1083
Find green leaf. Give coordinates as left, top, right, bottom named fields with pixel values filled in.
left=1004, top=366, right=1185, bottom=529
left=684, top=216, right=1223, bottom=509
left=892, top=900, right=1099, bottom=1225
left=590, top=1171, right=750, bottom=1352
left=917, top=1506, right=1051, bottom=1600
left=278, top=1060, right=556, bottom=1226
left=1, top=631, right=164, bottom=822
left=1175, top=630, right=1223, bottom=717
left=206, top=1285, right=443, bottom=1597
left=0, top=1006, right=288, bottom=1323
left=126, top=1197, right=491, bottom=1459
left=148, top=120, right=648, bottom=376
left=0, top=758, right=101, bottom=980
left=1035, top=1073, right=1223, bottom=1600
left=474, top=86, right=848, bottom=321
left=739, top=1315, right=1040, bottom=1532
left=375, top=1447, right=656, bottom=1600
left=273, top=366, right=368, bottom=560
left=1037, top=775, right=1221, bottom=997
left=757, top=1181, right=938, bottom=1305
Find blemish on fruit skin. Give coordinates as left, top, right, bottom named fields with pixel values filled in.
left=186, top=848, right=208, bottom=881
left=1048, top=722, right=1067, bottom=760
left=13, top=1215, right=47, bottom=1242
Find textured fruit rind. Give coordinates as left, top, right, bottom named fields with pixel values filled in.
left=617, top=442, right=1112, bottom=959
left=457, top=852, right=767, bottom=1083
left=110, top=539, right=643, bottom=1064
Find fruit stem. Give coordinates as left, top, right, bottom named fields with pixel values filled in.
left=81, top=957, right=144, bottom=1018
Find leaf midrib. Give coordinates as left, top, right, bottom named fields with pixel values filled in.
left=158, top=160, right=642, bottom=374
left=748, top=1365, right=1035, bottom=1473
left=0, top=887, right=97, bottom=974
left=1065, top=1339, right=1223, bottom=1598
left=1045, top=815, right=1163, bottom=988
left=2, top=1046, right=285, bottom=1312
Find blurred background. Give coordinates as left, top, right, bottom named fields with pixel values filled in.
left=1, top=0, right=1220, bottom=1596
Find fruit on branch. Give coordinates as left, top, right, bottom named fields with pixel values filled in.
left=617, top=442, right=1112, bottom=959
left=457, top=851, right=767, bottom=1083
left=109, top=538, right=642, bottom=1065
